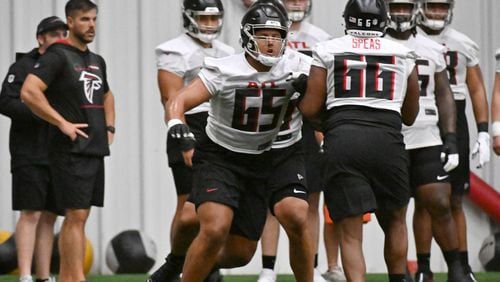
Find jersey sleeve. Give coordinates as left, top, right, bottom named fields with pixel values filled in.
left=405, top=52, right=417, bottom=78
left=30, top=50, right=64, bottom=87
left=311, top=44, right=328, bottom=69
left=198, top=59, right=223, bottom=96
left=464, top=40, right=480, bottom=67
left=434, top=45, right=447, bottom=73
left=495, top=48, right=500, bottom=73
left=0, top=62, right=33, bottom=120
left=156, top=50, right=187, bottom=77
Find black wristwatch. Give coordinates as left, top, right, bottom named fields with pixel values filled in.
left=107, top=125, right=115, bottom=134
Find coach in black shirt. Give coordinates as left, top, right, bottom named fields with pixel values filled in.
left=21, top=1, right=115, bottom=281
left=0, top=16, right=68, bottom=282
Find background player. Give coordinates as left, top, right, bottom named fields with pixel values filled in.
left=492, top=48, right=500, bottom=155
left=148, top=0, right=233, bottom=281
left=417, top=1, right=490, bottom=279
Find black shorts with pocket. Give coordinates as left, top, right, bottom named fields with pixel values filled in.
left=49, top=151, right=105, bottom=210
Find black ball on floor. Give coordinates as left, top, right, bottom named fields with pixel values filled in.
left=0, top=231, right=17, bottom=274
left=479, top=233, right=500, bottom=271
left=106, top=230, right=157, bottom=274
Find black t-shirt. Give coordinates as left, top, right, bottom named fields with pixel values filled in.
left=0, top=48, right=50, bottom=169
left=31, top=42, right=110, bottom=156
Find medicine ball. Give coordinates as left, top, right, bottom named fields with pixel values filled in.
left=105, top=230, right=157, bottom=274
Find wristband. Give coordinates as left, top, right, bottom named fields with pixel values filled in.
left=477, top=122, right=488, bottom=133
left=167, top=119, right=183, bottom=130
left=492, top=121, right=500, bottom=137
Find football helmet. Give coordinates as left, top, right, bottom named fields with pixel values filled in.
left=343, top=0, right=389, bottom=37
left=252, top=0, right=291, bottom=27
left=284, top=0, right=312, bottom=22
left=240, top=3, right=289, bottom=66
left=183, top=0, right=224, bottom=43
left=385, top=0, right=418, bottom=32
left=418, top=0, right=454, bottom=30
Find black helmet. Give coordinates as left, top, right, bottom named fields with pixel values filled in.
left=343, top=0, right=389, bottom=37
left=284, top=0, right=312, bottom=22
left=240, top=3, right=289, bottom=66
left=252, top=0, right=290, bottom=25
left=183, top=0, right=224, bottom=43
left=418, top=0, right=454, bottom=30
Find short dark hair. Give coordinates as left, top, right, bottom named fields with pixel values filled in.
left=65, top=0, right=98, bottom=17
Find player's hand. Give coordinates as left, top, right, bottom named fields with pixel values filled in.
left=59, top=121, right=88, bottom=141
left=291, top=73, right=308, bottom=100
left=167, top=121, right=196, bottom=151
left=441, top=133, right=459, bottom=172
left=182, top=149, right=194, bottom=167
left=472, top=131, right=490, bottom=168
left=108, top=131, right=114, bottom=145
left=493, top=136, right=500, bottom=156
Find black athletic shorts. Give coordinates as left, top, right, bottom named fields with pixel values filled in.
left=171, top=164, right=193, bottom=196
left=166, top=112, right=208, bottom=166
left=323, top=123, right=410, bottom=221
left=49, top=152, right=105, bottom=210
left=189, top=136, right=272, bottom=241
left=449, top=100, right=470, bottom=195
left=268, top=142, right=308, bottom=212
left=301, top=119, right=324, bottom=193
left=407, top=146, right=450, bottom=194
left=12, top=165, right=61, bottom=214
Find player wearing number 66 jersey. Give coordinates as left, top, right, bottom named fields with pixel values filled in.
left=299, top=0, right=420, bottom=281
left=166, top=3, right=313, bottom=282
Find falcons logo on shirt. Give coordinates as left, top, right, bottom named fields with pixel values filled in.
left=79, top=71, right=102, bottom=104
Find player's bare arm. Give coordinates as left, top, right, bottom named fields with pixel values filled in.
left=298, top=66, right=327, bottom=121
left=167, top=77, right=211, bottom=167
left=492, top=72, right=500, bottom=155
left=434, top=70, right=457, bottom=134
left=401, top=68, right=420, bottom=126
left=158, top=70, right=184, bottom=113
left=21, top=73, right=88, bottom=141
left=466, top=65, right=489, bottom=125
left=103, top=90, right=115, bottom=144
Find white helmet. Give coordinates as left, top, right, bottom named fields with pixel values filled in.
left=385, top=0, right=419, bottom=32
left=418, top=0, right=454, bottom=30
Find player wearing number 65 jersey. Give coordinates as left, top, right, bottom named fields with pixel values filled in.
left=384, top=1, right=468, bottom=282
left=299, top=0, right=420, bottom=281
left=166, top=3, right=312, bottom=281
left=418, top=1, right=489, bottom=280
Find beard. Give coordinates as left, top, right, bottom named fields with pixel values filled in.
left=73, top=28, right=95, bottom=44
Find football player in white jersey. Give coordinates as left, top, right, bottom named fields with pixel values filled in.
left=385, top=1, right=469, bottom=282
left=255, top=2, right=335, bottom=282
left=148, top=0, right=234, bottom=281
left=166, top=3, right=312, bottom=281
left=219, top=0, right=256, bottom=50
left=300, top=0, right=420, bottom=281
left=492, top=49, right=500, bottom=155
left=418, top=1, right=489, bottom=280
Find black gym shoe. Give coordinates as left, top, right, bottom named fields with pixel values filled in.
left=414, top=271, right=434, bottom=282
left=148, top=254, right=184, bottom=282
left=204, top=269, right=223, bottom=282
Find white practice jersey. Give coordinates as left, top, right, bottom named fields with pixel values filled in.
left=155, top=33, right=234, bottom=114
left=419, top=27, right=480, bottom=101
left=312, top=35, right=416, bottom=114
left=287, top=22, right=332, bottom=57
left=198, top=51, right=311, bottom=154
left=496, top=48, right=500, bottom=73
left=388, top=34, right=447, bottom=149
left=269, top=22, right=328, bottom=149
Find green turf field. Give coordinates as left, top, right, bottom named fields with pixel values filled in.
left=1, top=273, right=500, bottom=282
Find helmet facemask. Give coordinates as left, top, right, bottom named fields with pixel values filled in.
left=184, top=7, right=223, bottom=43
left=418, top=0, right=453, bottom=30
left=386, top=1, right=418, bottom=32
left=243, top=24, right=288, bottom=66
left=284, top=0, right=311, bottom=22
